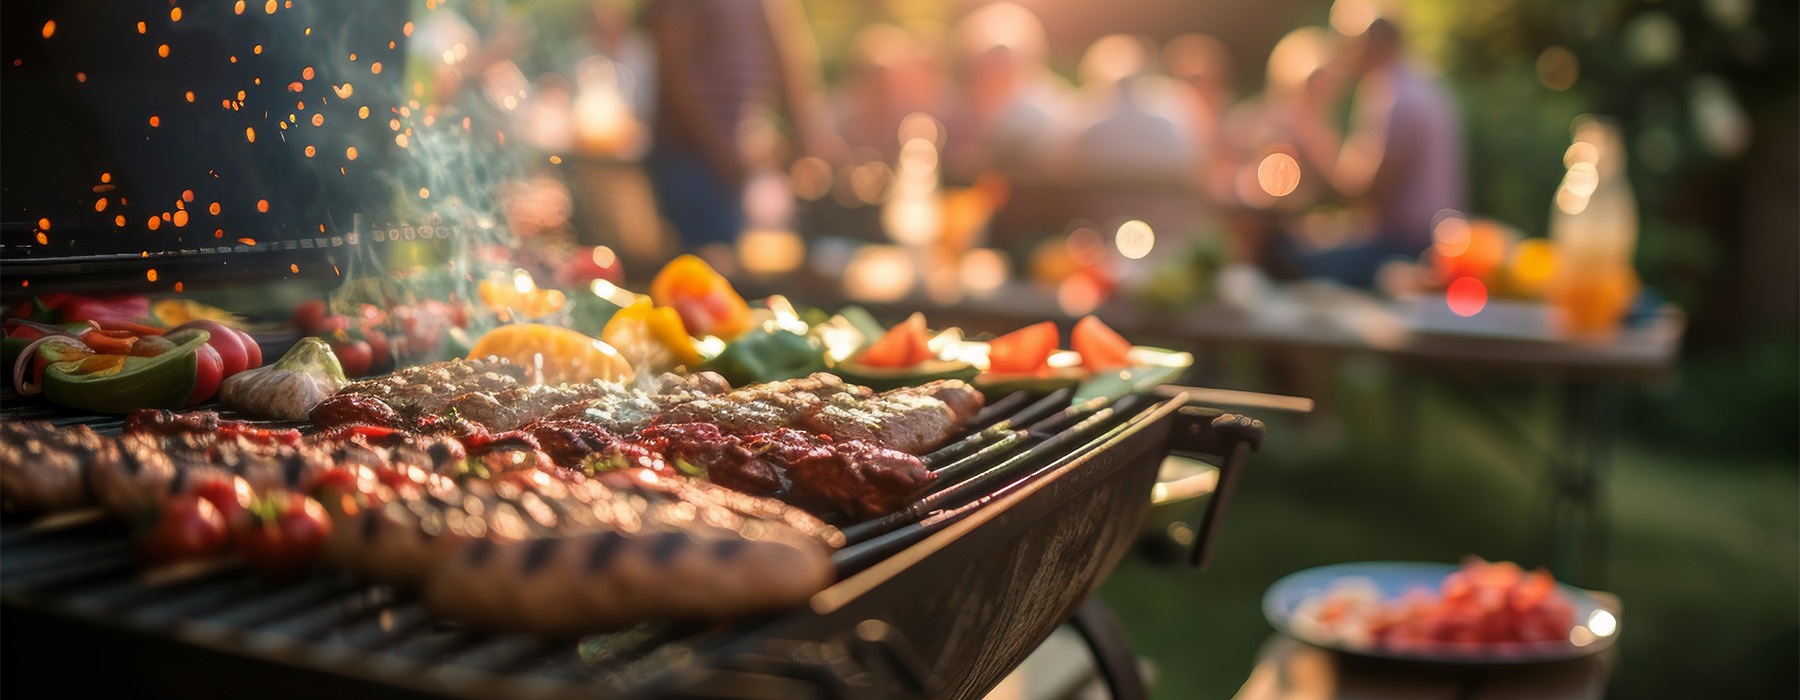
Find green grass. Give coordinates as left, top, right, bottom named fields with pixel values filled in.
left=1097, top=372, right=1799, bottom=699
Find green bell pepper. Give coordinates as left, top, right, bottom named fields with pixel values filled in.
left=38, top=329, right=209, bottom=414
left=704, top=327, right=827, bottom=387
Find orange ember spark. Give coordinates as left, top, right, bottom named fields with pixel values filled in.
left=288, top=81, right=303, bottom=92
left=395, top=133, right=409, bottom=148
left=245, top=127, right=256, bottom=142
left=345, top=146, right=358, bottom=160
left=35, top=232, right=47, bottom=245
left=334, top=83, right=354, bottom=98
left=175, top=282, right=184, bottom=293
left=209, top=202, right=221, bottom=215
left=399, top=106, right=411, bottom=117
left=115, top=215, right=127, bottom=227
left=147, top=217, right=162, bottom=231
left=311, top=113, right=323, bottom=127
left=37, top=217, right=50, bottom=230
left=549, top=155, right=562, bottom=164
left=101, top=172, right=112, bottom=183
left=290, top=264, right=299, bottom=273
left=181, top=190, right=194, bottom=203
left=231, top=56, right=238, bottom=63
left=296, top=100, right=304, bottom=110
left=304, top=145, right=316, bottom=157
left=254, top=45, right=264, bottom=55
left=301, top=66, right=315, bottom=81
left=403, top=22, right=415, bottom=37
left=370, top=62, right=382, bottom=75
left=235, top=0, right=245, bottom=14
left=158, top=44, right=169, bottom=58
left=42, top=21, right=56, bottom=39
left=388, top=118, right=399, bottom=131
left=147, top=269, right=158, bottom=282
left=256, top=199, right=269, bottom=213
left=237, top=90, right=247, bottom=101
left=238, top=237, right=257, bottom=246
left=264, top=0, right=276, bottom=14
left=349, top=53, right=357, bottom=61
left=419, top=188, right=430, bottom=199
left=174, top=200, right=184, bottom=211
left=170, top=7, right=182, bottom=22
left=137, top=21, right=147, bottom=34
left=388, top=41, right=396, bottom=50
left=76, top=72, right=87, bottom=82
left=185, top=90, right=194, bottom=102
left=279, top=122, right=288, bottom=130
left=463, top=116, right=471, bottom=131
left=172, top=211, right=189, bottom=227
left=357, top=106, right=369, bottom=119
left=214, top=229, right=224, bottom=238
left=148, top=115, right=160, bottom=127
left=95, top=198, right=108, bottom=212
left=253, top=77, right=261, bottom=85
left=21, top=280, right=29, bottom=288
left=162, top=212, right=172, bottom=221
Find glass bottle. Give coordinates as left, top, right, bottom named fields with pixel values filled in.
left=1547, top=116, right=1640, bottom=340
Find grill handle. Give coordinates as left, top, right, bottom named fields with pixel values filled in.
left=1167, top=407, right=1265, bottom=569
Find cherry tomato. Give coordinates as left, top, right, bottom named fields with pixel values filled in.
left=1072, top=316, right=1134, bottom=370
left=187, top=343, right=224, bottom=405
left=355, top=304, right=388, bottom=331
left=234, top=492, right=333, bottom=577
left=364, top=329, right=392, bottom=374
left=291, top=299, right=330, bottom=334
left=987, top=321, right=1059, bottom=374
left=191, top=475, right=253, bottom=523
left=331, top=338, right=373, bottom=378
left=305, top=465, right=363, bottom=496
left=858, top=313, right=930, bottom=368
left=174, top=320, right=250, bottom=377
left=141, top=494, right=231, bottom=564
left=233, top=328, right=263, bottom=369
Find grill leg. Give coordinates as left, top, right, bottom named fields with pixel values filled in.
left=1068, top=597, right=1148, bottom=700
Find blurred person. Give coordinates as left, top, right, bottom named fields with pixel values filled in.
left=1071, top=35, right=1203, bottom=241
left=1163, top=34, right=1238, bottom=204
left=834, top=24, right=946, bottom=163
left=1214, top=27, right=1343, bottom=266
left=644, top=0, right=841, bottom=263
left=940, top=2, right=1076, bottom=185
left=1281, top=15, right=1467, bottom=288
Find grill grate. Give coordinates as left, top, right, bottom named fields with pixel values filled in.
left=1, top=385, right=1171, bottom=697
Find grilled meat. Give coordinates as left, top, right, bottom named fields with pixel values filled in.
left=309, top=393, right=406, bottom=431
left=335, top=357, right=527, bottom=416
left=0, top=422, right=108, bottom=513
left=444, top=372, right=730, bottom=431
left=653, top=375, right=984, bottom=454
left=621, top=423, right=934, bottom=520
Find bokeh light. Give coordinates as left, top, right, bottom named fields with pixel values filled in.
left=1446, top=276, right=1488, bottom=317
left=1257, top=152, right=1302, bottom=197
left=1115, top=220, right=1156, bottom=260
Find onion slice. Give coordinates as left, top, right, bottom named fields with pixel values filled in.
left=12, top=334, right=91, bottom=396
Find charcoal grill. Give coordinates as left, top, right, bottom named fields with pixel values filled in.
left=0, top=385, right=1263, bottom=700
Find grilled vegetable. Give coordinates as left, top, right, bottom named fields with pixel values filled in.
left=234, top=491, right=333, bottom=577
left=141, top=493, right=231, bottom=564
left=705, top=327, right=827, bottom=386
left=602, top=297, right=702, bottom=369
left=219, top=337, right=349, bottom=420
left=649, top=254, right=752, bottom=340
left=1072, top=315, right=1133, bottom=369
left=24, top=329, right=212, bottom=413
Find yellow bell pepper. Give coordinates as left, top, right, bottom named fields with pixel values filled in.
left=601, top=298, right=703, bottom=369
left=648, top=255, right=752, bottom=340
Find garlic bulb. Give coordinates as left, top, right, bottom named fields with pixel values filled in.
left=220, top=337, right=348, bottom=420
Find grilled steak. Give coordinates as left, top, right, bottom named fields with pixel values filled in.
left=335, top=357, right=527, bottom=416
left=443, top=371, right=730, bottom=431
left=653, top=374, right=984, bottom=454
